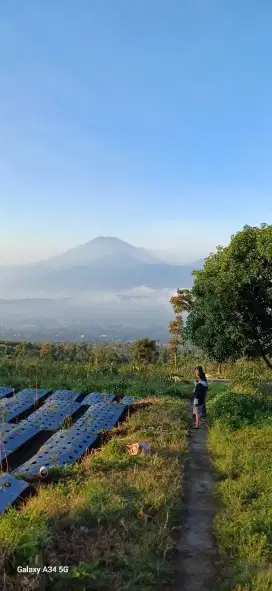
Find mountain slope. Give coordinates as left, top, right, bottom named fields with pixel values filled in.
left=45, top=236, right=161, bottom=267
left=0, top=237, right=204, bottom=295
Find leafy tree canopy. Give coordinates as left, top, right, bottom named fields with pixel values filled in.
left=168, top=289, right=193, bottom=368
left=132, top=338, right=159, bottom=367
left=185, top=224, right=272, bottom=368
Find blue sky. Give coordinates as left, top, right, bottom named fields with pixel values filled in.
left=1, top=0, right=272, bottom=264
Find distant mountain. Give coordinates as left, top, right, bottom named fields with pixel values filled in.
left=45, top=236, right=161, bottom=267
left=0, top=237, right=206, bottom=341
left=0, top=236, right=204, bottom=295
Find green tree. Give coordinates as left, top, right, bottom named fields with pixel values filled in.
left=52, top=344, right=64, bottom=361
left=87, top=345, right=93, bottom=362
left=185, top=224, right=272, bottom=369
left=0, top=343, right=9, bottom=358
left=75, top=343, right=89, bottom=363
left=62, top=343, right=76, bottom=362
left=168, top=289, right=193, bottom=368
left=91, top=344, right=120, bottom=368
left=158, top=346, right=169, bottom=364
left=15, top=341, right=30, bottom=358
left=132, top=338, right=159, bottom=367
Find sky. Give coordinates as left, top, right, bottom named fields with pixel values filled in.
left=1, top=0, right=272, bottom=264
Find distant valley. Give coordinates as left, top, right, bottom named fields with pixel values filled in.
left=0, top=237, right=203, bottom=342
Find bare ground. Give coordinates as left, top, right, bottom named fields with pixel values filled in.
left=172, top=418, right=219, bottom=591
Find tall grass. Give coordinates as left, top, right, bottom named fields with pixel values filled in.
left=207, top=384, right=272, bottom=591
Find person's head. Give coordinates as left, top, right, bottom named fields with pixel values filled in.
left=194, top=366, right=206, bottom=381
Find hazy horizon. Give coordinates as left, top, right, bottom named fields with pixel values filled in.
left=0, top=221, right=264, bottom=266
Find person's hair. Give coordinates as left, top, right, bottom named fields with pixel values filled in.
left=195, top=366, right=207, bottom=382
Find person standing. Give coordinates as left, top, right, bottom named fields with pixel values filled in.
left=192, top=366, right=208, bottom=428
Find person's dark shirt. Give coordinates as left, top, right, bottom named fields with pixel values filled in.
left=193, top=380, right=208, bottom=406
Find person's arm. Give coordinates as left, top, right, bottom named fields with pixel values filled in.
left=192, top=381, right=196, bottom=401
left=194, top=383, right=203, bottom=403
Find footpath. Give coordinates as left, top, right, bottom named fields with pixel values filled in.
left=173, top=418, right=218, bottom=591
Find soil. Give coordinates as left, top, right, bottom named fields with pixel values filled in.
left=172, top=418, right=219, bottom=591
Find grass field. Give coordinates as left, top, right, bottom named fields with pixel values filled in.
left=0, top=386, right=190, bottom=591
left=207, top=385, right=272, bottom=591
left=1, top=358, right=271, bottom=591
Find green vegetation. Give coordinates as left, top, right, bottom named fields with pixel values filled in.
left=0, top=340, right=131, bottom=365
left=1, top=352, right=272, bottom=398
left=0, top=359, right=194, bottom=396
left=0, top=389, right=190, bottom=590
left=186, top=224, right=272, bottom=368
left=207, top=383, right=272, bottom=591
left=168, top=288, right=192, bottom=368
left=131, top=338, right=159, bottom=368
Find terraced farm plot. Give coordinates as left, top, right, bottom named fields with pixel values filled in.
left=81, top=391, right=116, bottom=405
left=0, top=391, right=89, bottom=470
left=0, top=388, right=50, bottom=422
left=0, top=387, right=14, bottom=400
left=0, top=388, right=190, bottom=591
left=0, top=389, right=132, bottom=513
left=76, top=401, right=126, bottom=430
left=0, top=473, right=29, bottom=514
left=0, top=423, right=40, bottom=465
left=49, top=389, right=82, bottom=402
left=14, top=429, right=99, bottom=477
left=21, top=398, right=81, bottom=431
left=14, top=402, right=127, bottom=478
left=0, top=384, right=190, bottom=591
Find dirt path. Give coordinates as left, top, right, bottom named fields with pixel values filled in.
left=172, top=419, right=218, bottom=591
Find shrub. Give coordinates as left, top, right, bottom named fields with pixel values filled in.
left=207, top=391, right=267, bottom=429
left=227, top=358, right=272, bottom=392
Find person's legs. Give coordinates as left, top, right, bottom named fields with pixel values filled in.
left=194, top=406, right=201, bottom=427
left=192, top=395, right=195, bottom=420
